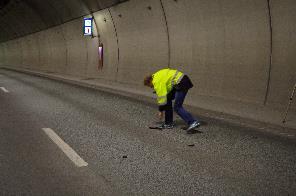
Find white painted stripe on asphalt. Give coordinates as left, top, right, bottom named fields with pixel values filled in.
left=0, top=87, right=9, bottom=93
left=42, top=128, right=88, bottom=167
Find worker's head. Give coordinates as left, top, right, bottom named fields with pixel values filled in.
left=144, top=75, right=153, bottom=88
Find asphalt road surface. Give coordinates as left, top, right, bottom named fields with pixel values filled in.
left=0, top=69, right=295, bottom=195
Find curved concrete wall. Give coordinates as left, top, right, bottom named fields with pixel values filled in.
left=89, top=10, right=118, bottom=80
left=268, top=0, right=296, bottom=108
left=0, top=0, right=295, bottom=127
left=110, top=0, right=169, bottom=84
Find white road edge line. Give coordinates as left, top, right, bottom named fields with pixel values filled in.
left=0, top=87, right=9, bottom=93
left=42, top=128, right=88, bottom=167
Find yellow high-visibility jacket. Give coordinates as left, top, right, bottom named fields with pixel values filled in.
left=152, top=68, right=184, bottom=106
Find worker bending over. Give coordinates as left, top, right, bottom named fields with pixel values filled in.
left=144, top=68, right=200, bottom=132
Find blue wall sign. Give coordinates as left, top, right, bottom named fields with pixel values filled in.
left=83, top=18, right=93, bottom=36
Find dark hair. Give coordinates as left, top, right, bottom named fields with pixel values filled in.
left=144, top=75, right=153, bottom=86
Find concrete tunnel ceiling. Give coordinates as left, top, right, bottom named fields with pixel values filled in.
left=0, top=0, right=128, bottom=43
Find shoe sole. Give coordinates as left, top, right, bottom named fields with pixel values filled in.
left=187, top=129, right=203, bottom=134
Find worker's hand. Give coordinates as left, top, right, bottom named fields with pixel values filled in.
left=158, top=111, right=164, bottom=120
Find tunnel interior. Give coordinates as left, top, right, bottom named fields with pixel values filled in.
left=0, top=0, right=295, bottom=129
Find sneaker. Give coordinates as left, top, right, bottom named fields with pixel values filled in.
left=186, top=121, right=201, bottom=131
left=157, top=123, right=174, bottom=129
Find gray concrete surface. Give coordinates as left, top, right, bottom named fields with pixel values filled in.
left=268, top=0, right=296, bottom=107
left=0, top=0, right=295, bottom=130
left=1, top=68, right=296, bottom=195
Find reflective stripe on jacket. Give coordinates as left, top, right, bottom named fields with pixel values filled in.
left=152, top=68, right=184, bottom=106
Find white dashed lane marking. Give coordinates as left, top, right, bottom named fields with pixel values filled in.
left=42, top=128, right=88, bottom=167
left=0, top=87, right=9, bottom=93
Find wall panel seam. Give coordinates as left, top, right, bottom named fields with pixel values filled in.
left=159, top=0, right=170, bottom=68
left=264, top=0, right=273, bottom=105
left=108, top=8, right=120, bottom=80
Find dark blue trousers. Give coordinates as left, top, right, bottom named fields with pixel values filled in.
left=165, top=90, right=197, bottom=125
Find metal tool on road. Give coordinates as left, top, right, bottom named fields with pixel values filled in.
left=283, top=83, right=296, bottom=123
left=149, top=126, right=163, bottom=130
